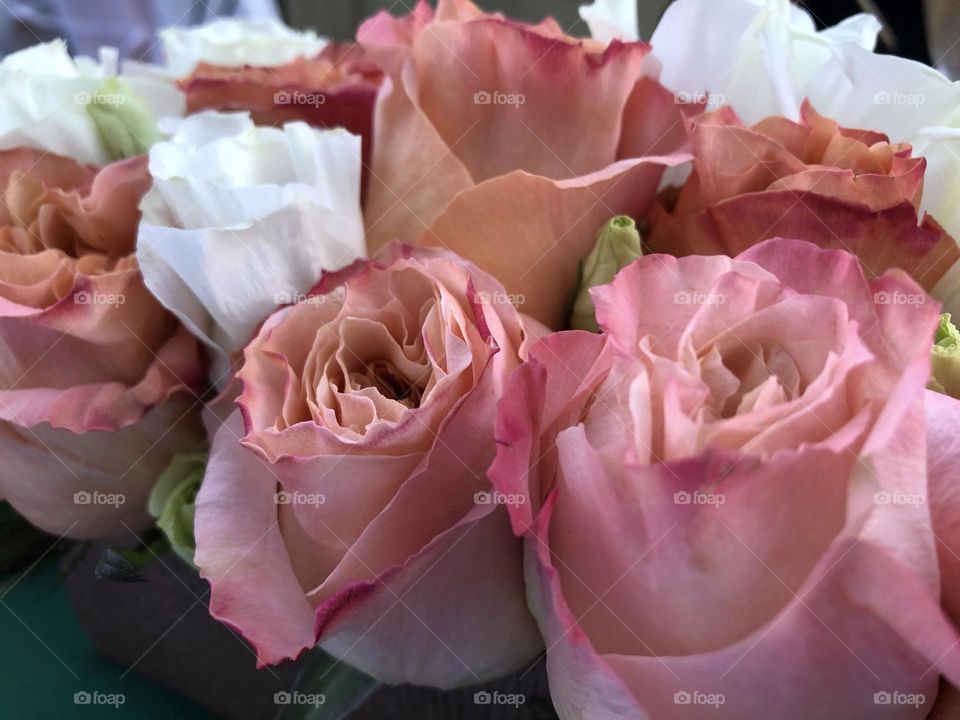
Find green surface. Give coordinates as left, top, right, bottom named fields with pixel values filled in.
left=0, top=557, right=214, bottom=720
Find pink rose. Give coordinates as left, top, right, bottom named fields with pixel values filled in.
left=194, top=245, right=545, bottom=685
left=647, top=102, right=960, bottom=292
left=179, top=43, right=382, bottom=170
left=491, top=238, right=960, bottom=718
left=0, top=148, right=205, bottom=538
left=928, top=390, right=960, bottom=630
left=358, top=0, right=693, bottom=329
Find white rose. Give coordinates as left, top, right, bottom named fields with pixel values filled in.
left=648, top=0, right=880, bottom=121
left=137, top=111, right=366, bottom=384
left=159, top=18, right=328, bottom=76
left=0, top=40, right=182, bottom=164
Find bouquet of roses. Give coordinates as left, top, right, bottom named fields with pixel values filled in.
left=5, top=0, right=960, bottom=717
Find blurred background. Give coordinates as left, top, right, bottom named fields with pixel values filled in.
left=0, top=1, right=956, bottom=76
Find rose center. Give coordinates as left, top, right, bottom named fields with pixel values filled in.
left=713, top=343, right=802, bottom=419
left=350, top=360, right=427, bottom=409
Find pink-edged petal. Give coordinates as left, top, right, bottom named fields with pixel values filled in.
left=647, top=194, right=959, bottom=293
left=617, top=74, right=701, bottom=159
left=591, top=250, right=761, bottom=358
left=409, top=22, right=650, bottom=182
left=0, top=261, right=204, bottom=433
left=0, top=323, right=202, bottom=433
left=42, top=154, right=151, bottom=256
left=179, top=43, right=382, bottom=174
left=739, top=238, right=942, bottom=370
left=522, top=494, right=648, bottom=720
left=490, top=330, right=613, bottom=535
left=0, top=393, right=203, bottom=538
left=194, top=411, right=317, bottom=667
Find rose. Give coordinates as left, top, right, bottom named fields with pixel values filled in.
left=649, top=0, right=881, bottom=123
left=194, top=244, right=545, bottom=685
left=0, top=40, right=182, bottom=164
left=0, top=148, right=204, bottom=538
left=649, top=0, right=960, bottom=314
left=358, top=0, right=693, bottom=328
left=137, top=111, right=366, bottom=382
left=658, top=102, right=926, bottom=215
left=646, top=102, right=960, bottom=295
left=490, top=238, right=960, bottom=718
left=178, top=43, right=382, bottom=170
left=924, top=387, right=960, bottom=719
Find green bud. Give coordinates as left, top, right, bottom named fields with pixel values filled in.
left=149, top=446, right=207, bottom=566
left=931, top=313, right=960, bottom=399
left=85, top=77, right=164, bottom=160
left=569, top=215, right=642, bottom=332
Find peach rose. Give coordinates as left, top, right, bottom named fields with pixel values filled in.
left=647, top=102, right=960, bottom=292
left=358, top=0, right=692, bottom=329
left=194, top=245, right=544, bottom=686
left=491, top=238, right=960, bottom=718
left=0, top=148, right=204, bottom=538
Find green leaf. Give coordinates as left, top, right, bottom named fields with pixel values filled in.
left=279, top=649, right=380, bottom=720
